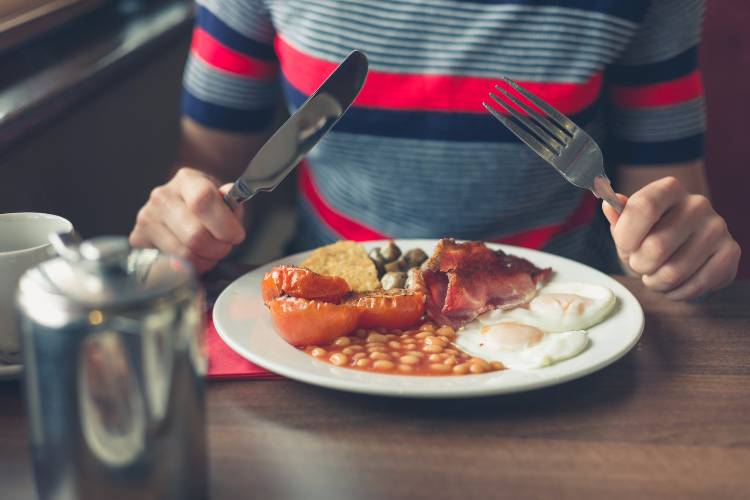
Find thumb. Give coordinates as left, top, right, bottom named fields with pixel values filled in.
left=218, top=183, right=234, bottom=197
left=602, top=193, right=629, bottom=226
left=218, top=182, right=247, bottom=227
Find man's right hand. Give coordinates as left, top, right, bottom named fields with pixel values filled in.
left=129, top=167, right=246, bottom=274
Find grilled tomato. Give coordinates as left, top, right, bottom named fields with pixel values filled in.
left=268, top=296, right=363, bottom=347
left=262, top=265, right=350, bottom=306
left=342, top=289, right=426, bottom=330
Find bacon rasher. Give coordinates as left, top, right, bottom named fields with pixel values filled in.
left=413, top=239, right=552, bottom=329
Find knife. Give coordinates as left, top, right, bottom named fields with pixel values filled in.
left=223, top=50, right=369, bottom=211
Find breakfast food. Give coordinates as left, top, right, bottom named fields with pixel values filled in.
left=268, top=297, right=362, bottom=347
left=476, top=282, right=615, bottom=333
left=262, top=239, right=616, bottom=375
left=452, top=282, right=615, bottom=369
left=262, top=265, right=350, bottom=305
left=303, top=321, right=505, bottom=376
left=449, top=282, right=616, bottom=369
left=413, top=239, right=552, bottom=329
left=301, top=240, right=381, bottom=291
left=262, top=265, right=424, bottom=346
left=341, top=289, right=425, bottom=329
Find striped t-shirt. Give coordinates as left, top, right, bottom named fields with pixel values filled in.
left=182, top=0, right=706, bottom=272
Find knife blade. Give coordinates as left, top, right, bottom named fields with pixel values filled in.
left=223, top=50, right=369, bottom=211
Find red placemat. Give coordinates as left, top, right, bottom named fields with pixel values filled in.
left=205, top=308, right=285, bottom=380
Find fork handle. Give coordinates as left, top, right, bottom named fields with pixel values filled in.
left=591, top=174, right=625, bottom=215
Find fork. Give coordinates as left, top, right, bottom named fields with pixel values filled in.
left=483, top=78, right=625, bottom=214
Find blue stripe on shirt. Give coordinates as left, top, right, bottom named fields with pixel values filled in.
left=607, top=133, right=704, bottom=164
left=195, top=4, right=277, bottom=60
left=606, top=46, right=698, bottom=86
left=181, top=89, right=276, bottom=132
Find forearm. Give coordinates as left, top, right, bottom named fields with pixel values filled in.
left=171, top=98, right=289, bottom=183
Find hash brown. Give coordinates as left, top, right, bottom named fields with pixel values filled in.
left=301, top=240, right=381, bottom=291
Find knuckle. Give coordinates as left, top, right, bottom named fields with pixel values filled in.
left=628, top=194, right=660, bottom=223
left=655, top=264, right=685, bottom=289
left=659, top=176, right=683, bottom=192
left=186, top=186, right=216, bottom=215
left=184, top=227, right=212, bottom=255
left=680, top=280, right=702, bottom=299
left=134, top=207, right=150, bottom=226
left=640, top=236, right=669, bottom=263
left=719, top=241, right=742, bottom=275
left=704, top=216, right=728, bottom=241
left=135, top=204, right=158, bottom=227
left=149, top=185, right=169, bottom=205
left=730, top=240, right=742, bottom=262
left=629, top=258, right=650, bottom=276
left=174, top=167, right=194, bottom=182
left=687, top=194, right=712, bottom=216
left=128, top=230, right=145, bottom=248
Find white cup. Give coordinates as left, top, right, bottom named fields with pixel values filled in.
left=0, top=213, right=74, bottom=356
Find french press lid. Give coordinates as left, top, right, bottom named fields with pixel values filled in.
left=16, top=233, right=197, bottom=325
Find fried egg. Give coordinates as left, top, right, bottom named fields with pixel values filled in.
left=453, top=282, right=615, bottom=370
left=476, top=282, right=615, bottom=333
left=454, top=322, right=588, bottom=370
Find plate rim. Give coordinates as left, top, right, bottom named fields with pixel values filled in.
left=214, top=239, right=644, bottom=398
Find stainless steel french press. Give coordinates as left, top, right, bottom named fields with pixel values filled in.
left=16, top=234, right=207, bottom=500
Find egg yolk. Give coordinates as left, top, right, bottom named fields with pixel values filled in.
left=480, top=323, right=545, bottom=350
left=528, top=294, right=594, bottom=315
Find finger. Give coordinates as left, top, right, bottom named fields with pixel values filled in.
left=163, top=199, right=235, bottom=261
left=130, top=203, right=163, bottom=249
left=601, top=194, right=628, bottom=226
left=218, top=183, right=234, bottom=197
left=144, top=177, right=233, bottom=261
left=129, top=225, right=157, bottom=250
left=662, top=240, right=741, bottom=301
left=611, top=177, right=686, bottom=253
left=180, top=177, right=245, bottom=245
left=641, top=227, right=718, bottom=293
left=626, top=199, right=697, bottom=276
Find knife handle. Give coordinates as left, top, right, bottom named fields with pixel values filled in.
left=223, top=183, right=248, bottom=213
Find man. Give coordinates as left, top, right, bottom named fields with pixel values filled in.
left=130, top=0, right=739, bottom=302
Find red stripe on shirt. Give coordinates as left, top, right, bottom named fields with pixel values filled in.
left=192, top=27, right=279, bottom=79
left=608, top=71, right=704, bottom=108
left=489, top=192, right=599, bottom=249
left=298, top=162, right=390, bottom=241
left=276, top=36, right=602, bottom=115
left=299, top=161, right=598, bottom=249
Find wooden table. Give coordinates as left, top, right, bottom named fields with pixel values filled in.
left=2, top=277, right=749, bottom=499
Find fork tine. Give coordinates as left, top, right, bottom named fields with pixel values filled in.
left=502, top=77, right=579, bottom=135
left=482, top=102, right=558, bottom=165
left=489, top=92, right=563, bottom=155
left=494, top=86, right=570, bottom=145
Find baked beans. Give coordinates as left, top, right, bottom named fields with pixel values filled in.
left=302, top=320, right=505, bottom=377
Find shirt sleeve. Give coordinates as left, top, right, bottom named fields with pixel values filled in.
left=181, top=0, right=280, bottom=132
left=604, top=0, right=706, bottom=165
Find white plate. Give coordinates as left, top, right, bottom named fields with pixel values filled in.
left=214, top=240, right=644, bottom=398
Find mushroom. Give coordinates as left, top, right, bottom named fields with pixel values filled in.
left=380, top=240, right=402, bottom=263
left=384, top=258, right=407, bottom=273
left=381, top=271, right=408, bottom=290
left=369, top=248, right=387, bottom=278
left=403, top=248, right=428, bottom=269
